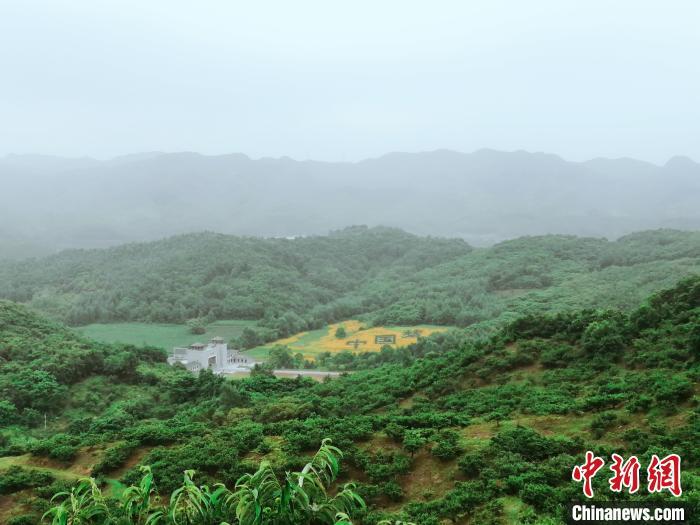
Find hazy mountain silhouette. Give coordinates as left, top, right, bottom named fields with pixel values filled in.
left=2, top=149, right=699, bottom=258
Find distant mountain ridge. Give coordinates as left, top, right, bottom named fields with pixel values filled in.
left=1, top=149, right=699, bottom=258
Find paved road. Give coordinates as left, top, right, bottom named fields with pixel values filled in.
left=272, top=369, right=344, bottom=378
left=223, top=368, right=345, bottom=380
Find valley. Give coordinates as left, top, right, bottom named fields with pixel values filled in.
left=77, top=320, right=256, bottom=351
left=0, top=229, right=698, bottom=524
left=4, top=3, right=698, bottom=523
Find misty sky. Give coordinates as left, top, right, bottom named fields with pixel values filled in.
left=1, top=0, right=699, bottom=163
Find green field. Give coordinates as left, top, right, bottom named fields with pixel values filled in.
left=76, top=319, right=449, bottom=361
left=77, top=320, right=256, bottom=350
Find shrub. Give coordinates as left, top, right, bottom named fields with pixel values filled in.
left=382, top=480, right=404, bottom=502
left=581, top=318, right=627, bottom=357
left=92, top=440, right=139, bottom=476
left=186, top=318, right=206, bottom=335
left=654, top=375, right=693, bottom=404
left=8, top=515, right=39, bottom=525
left=0, top=466, right=54, bottom=494
left=403, top=430, right=426, bottom=457
left=458, top=452, right=482, bottom=477
left=431, top=430, right=462, bottom=461
left=590, top=412, right=620, bottom=439
left=520, top=483, right=558, bottom=512
left=30, top=433, right=80, bottom=462
left=51, top=445, right=79, bottom=462
left=0, top=400, right=18, bottom=426
left=539, top=342, right=575, bottom=368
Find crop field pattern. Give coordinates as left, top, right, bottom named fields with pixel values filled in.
left=246, top=320, right=450, bottom=360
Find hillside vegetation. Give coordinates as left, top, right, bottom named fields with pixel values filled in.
left=0, top=276, right=698, bottom=523
left=0, top=227, right=469, bottom=328
left=244, top=320, right=450, bottom=364
left=1, top=228, right=699, bottom=342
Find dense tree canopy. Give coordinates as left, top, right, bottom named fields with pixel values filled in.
left=1, top=228, right=699, bottom=344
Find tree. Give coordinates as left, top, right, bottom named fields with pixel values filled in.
left=335, top=326, right=347, bottom=339
left=431, top=430, right=462, bottom=461
left=0, top=400, right=18, bottom=426
left=236, top=327, right=265, bottom=349
left=384, top=422, right=405, bottom=443
left=266, top=346, right=296, bottom=369
left=0, top=369, right=66, bottom=412
left=402, top=430, right=425, bottom=458
left=186, top=318, right=206, bottom=335
left=43, top=439, right=365, bottom=525
left=220, top=381, right=252, bottom=409
left=581, top=318, right=626, bottom=356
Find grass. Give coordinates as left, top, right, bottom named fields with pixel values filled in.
left=76, top=320, right=256, bottom=350
left=501, top=495, right=530, bottom=524
left=77, top=318, right=452, bottom=362
left=0, top=454, right=85, bottom=481
left=246, top=320, right=452, bottom=360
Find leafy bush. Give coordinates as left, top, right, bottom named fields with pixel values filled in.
left=92, top=440, right=139, bottom=476
left=581, top=315, right=627, bottom=357
left=430, top=430, right=462, bottom=460
left=30, top=433, right=80, bottom=462
left=590, top=412, right=620, bottom=438
left=0, top=466, right=54, bottom=494
left=187, top=318, right=207, bottom=335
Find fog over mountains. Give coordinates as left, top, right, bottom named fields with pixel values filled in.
left=2, top=148, right=699, bottom=258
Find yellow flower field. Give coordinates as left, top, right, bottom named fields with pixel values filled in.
left=246, top=320, right=451, bottom=361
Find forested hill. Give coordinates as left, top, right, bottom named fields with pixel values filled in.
left=0, top=227, right=470, bottom=326
left=1, top=275, right=698, bottom=524
left=0, top=228, right=699, bottom=337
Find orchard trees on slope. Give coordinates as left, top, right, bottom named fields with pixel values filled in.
left=43, top=440, right=365, bottom=525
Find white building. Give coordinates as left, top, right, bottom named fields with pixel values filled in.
left=167, top=337, right=254, bottom=373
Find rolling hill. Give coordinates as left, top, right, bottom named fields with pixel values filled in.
left=2, top=149, right=700, bottom=258
left=0, top=275, right=698, bottom=523
left=0, top=228, right=698, bottom=348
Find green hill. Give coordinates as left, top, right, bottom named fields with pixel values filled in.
left=1, top=228, right=699, bottom=348
left=0, top=277, right=698, bottom=523
left=0, top=226, right=470, bottom=328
